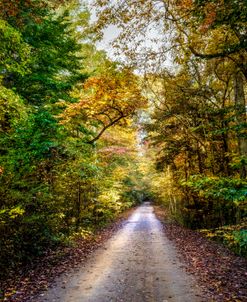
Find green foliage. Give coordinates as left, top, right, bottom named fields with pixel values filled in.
left=121, top=189, right=144, bottom=205
left=0, top=20, right=30, bottom=75
left=0, top=2, right=85, bottom=279
left=200, top=220, right=247, bottom=256
left=11, top=13, right=87, bottom=105
left=0, top=85, right=28, bottom=132
left=182, top=176, right=247, bottom=203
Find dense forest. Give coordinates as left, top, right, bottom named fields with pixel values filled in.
left=93, top=0, right=247, bottom=253
left=0, top=0, right=246, bottom=291
left=0, top=0, right=147, bottom=281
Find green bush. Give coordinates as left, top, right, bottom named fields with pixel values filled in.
left=200, top=220, right=247, bottom=257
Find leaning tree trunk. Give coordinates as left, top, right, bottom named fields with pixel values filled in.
left=234, top=71, right=247, bottom=178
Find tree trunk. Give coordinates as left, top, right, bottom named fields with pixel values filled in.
left=196, top=142, right=203, bottom=174
left=76, top=180, right=81, bottom=230
left=234, top=71, right=247, bottom=178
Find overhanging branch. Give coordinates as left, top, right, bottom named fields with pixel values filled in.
left=86, top=113, right=128, bottom=144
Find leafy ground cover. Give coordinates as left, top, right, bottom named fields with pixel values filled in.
left=154, top=206, right=247, bottom=302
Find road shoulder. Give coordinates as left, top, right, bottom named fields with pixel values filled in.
left=154, top=205, right=247, bottom=301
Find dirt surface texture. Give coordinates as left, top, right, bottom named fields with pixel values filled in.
left=35, top=202, right=203, bottom=302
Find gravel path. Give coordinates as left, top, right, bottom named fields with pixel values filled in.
left=36, top=202, right=203, bottom=302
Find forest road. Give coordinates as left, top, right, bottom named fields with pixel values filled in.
left=36, top=202, right=203, bottom=302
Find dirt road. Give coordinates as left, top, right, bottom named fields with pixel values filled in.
left=36, top=202, right=203, bottom=302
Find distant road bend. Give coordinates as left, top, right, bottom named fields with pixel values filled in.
left=37, top=202, right=203, bottom=302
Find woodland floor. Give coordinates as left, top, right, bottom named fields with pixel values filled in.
left=1, top=203, right=247, bottom=302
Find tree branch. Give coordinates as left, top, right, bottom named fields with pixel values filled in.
left=86, top=113, right=127, bottom=144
